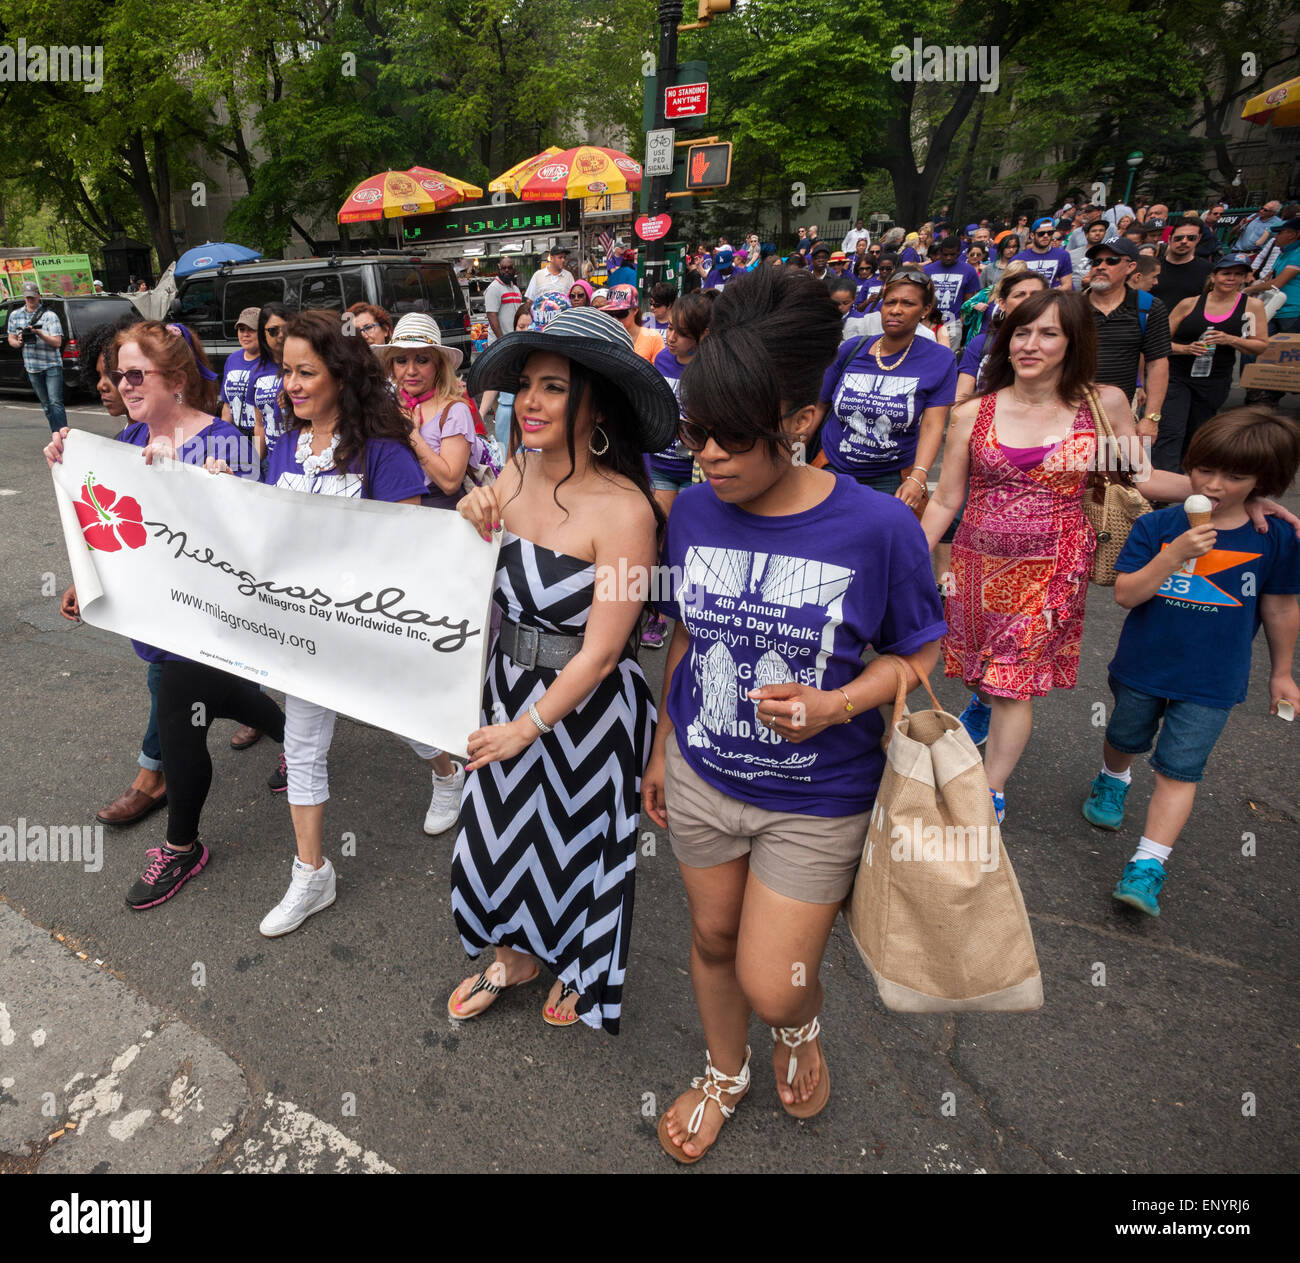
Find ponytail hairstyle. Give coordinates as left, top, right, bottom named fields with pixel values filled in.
left=680, top=266, right=840, bottom=461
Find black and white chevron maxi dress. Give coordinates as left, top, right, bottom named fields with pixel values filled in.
left=451, top=532, right=655, bottom=1034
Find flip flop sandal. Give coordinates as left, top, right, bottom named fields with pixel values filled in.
left=656, top=1047, right=751, bottom=1165
left=772, top=1016, right=830, bottom=1119
left=447, top=960, right=539, bottom=1019
left=542, top=981, right=582, bottom=1027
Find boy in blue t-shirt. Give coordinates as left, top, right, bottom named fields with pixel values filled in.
left=1082, top=407, right=1300, bottom=916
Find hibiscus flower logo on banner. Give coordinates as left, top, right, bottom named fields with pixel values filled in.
left=74, top=474, right=147, bottom=552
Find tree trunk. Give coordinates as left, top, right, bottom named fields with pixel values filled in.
left=951, top=95, right=987, bottom=229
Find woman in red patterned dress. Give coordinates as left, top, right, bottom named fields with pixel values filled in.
left=923, top=291, right=1188, bottom=822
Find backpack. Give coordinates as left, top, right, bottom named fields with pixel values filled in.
left=1135, top=288, right=1152, bottom=335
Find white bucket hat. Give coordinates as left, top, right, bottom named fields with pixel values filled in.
left=378, top=311, right=463, bottom=371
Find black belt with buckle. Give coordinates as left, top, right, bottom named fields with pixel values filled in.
left=499, top=615, right=584, bottom=670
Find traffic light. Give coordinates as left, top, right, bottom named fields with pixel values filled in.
left=680, top=0, right=730, bottom=31
left=685, top=141, right=732, bottom=191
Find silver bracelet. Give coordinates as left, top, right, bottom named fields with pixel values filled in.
left=528, top=704, right=552, bottom=735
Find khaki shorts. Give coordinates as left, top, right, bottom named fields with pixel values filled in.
left=665, top=740, right=870, bottom=904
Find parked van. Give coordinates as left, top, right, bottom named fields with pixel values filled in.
left=171, top=254, right=472, bottom=368
left=0, top=295, right=139, bottom=395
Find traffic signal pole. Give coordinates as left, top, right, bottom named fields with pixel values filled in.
left=643, top=0, right=682, bottom=291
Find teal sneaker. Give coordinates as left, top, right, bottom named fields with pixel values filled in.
left=989, top=788, right=1005, bottom=824
left=958, top=694, right=991, bottom=745
left=1083, top=773, right=1129, bottom=830
left=1112, top=859, right=1166, bottom=917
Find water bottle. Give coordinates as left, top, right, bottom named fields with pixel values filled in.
left=1189, top=339, right=1215, bottom=378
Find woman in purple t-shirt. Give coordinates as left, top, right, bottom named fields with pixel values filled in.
left=45, top=322, right=280, bottom=913
left=644, top=268, right=946, bottom=1163
left=642, top=290, right=715, bottom=650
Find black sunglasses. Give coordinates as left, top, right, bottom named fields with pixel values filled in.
left=678, top=403, right=808, bottom=455
left=1090, top=255, right=1125, bottom=267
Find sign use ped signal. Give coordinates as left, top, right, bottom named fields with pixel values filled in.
left=685, top=142, right=732, bottom=191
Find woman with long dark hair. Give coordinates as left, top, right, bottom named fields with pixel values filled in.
left=954, top=266, right=1049, bottom=404
left=250, top=302, right=290, bottom=463
left=921, top=290, right=1297, bottom=823
left=257, top=310, right=464, bottom=936
left=445, top=307, right=677, bottom=1033
left=645, top=268, right=945, bottom=1161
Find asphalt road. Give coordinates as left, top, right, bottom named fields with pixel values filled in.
left=1, top=389, right=1297, bottom=1175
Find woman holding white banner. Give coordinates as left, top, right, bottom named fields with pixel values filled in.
left=446, top=306, right=677, bottom=1033
left=255, top=310, right=465, bottom=937
left=46, top=321, right=283, bottom=911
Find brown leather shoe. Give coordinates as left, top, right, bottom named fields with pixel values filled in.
left=230, top=725, right=263, bottom=750
left=96, top=786, right=168, bottom=826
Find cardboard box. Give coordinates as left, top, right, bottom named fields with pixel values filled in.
left=1241, top=333, right=1300, bottom=392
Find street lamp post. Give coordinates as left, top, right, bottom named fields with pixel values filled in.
left=1123, top=151, right=1144, bottom=206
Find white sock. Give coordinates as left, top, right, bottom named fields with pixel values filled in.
left=1131, top=837, right=1172, bottom=866
left=1101, top=760, right=1132, bottom=784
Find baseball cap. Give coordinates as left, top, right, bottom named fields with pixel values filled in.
left=714, top=246, right=734, bottom=267
left=809, top=240, right=830, bottom=257
left=1032, top=217, right=1054, bottom=231
left=1086, top=237, right=1139, bottom=261
left=604, top=283, right=640, bottom=313
left=1211, top=253, right=1254, bottom=272
left=548, top=244, right=569, bottom=257
left=964, top=223, right=979, bottom=233
left=236, top=306, right=261, bottom=330
left=21, top=281, right=39, bottom=297
left=1275, top=218, right=1300, bottom=235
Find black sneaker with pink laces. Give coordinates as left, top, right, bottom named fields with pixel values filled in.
left=268, top=752, right=287, bottom=793
left=125, top=843, right=210, bottom=910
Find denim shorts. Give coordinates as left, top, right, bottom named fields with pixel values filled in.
left=649, top=468, right=695, bottom=493
left=1104, top=676, right=1232, bottom=783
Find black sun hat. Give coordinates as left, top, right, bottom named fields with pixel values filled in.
left=466, top=307, right=678, bottom=453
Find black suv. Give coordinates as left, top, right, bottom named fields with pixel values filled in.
left=172, top=254, right=473, bottom=367
left=0, top=295, right=140, bottom=394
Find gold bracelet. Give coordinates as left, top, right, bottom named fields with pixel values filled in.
left=838, top=688, right=854, bottom=721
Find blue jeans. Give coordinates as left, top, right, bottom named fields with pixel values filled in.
left=28, top=366, right=67, bottom=432
left=139, top=662, right=164, bottom=773
left=1105, top=676, right=1231, bottom=783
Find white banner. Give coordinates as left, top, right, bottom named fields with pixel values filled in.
left=51, top=430, right=499, bottom=758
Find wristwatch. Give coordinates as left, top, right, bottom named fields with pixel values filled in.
left=1141, top=413, right=1161, bottom=427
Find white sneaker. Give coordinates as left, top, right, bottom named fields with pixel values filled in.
left=424, top=764, right=465, bottom=835
left=259, top=857, right=336, bottom=937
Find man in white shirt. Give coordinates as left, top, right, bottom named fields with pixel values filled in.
left=483, top=257, right=523, bottom=344
left=523, top=246, right=576, bottom=302
left=841, top=218, right=870, bottom=253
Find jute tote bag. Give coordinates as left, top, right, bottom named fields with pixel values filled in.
left=846, top=657, right=1043, bottom=1012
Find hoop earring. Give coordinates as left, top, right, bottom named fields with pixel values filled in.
left=588, top=425, right=609, bottom=456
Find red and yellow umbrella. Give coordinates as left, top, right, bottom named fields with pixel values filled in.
left=507, top=146, right=643, bottom=201
left=1242, top=77, right=1300, bottom=128
left=489, top=147, right=563, bottom=195
left=338, top=168, right=483, bottom=224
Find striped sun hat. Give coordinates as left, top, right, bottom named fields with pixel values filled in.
left=466, top=306, right=678, bottom=453
left=376, top=311, right=463, bottom=370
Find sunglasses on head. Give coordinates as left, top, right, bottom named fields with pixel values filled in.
left=109, top=368, right=163, bottom=387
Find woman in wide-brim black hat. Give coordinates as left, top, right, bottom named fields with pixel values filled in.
left=446, top=306, right=678, bottom=1033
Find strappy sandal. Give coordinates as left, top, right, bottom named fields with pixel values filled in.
left=656, top=1046, right=751, bottom=1165
left=542, top=980, right=583, bottom=1027
left=772, top=1016, right=830, bottom=1119
left=447, top=959, right=539, bottom=1019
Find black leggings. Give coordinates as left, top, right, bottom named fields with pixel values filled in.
left=156, top=660, right=285, bottom=845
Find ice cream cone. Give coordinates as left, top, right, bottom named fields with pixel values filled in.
left=1184, top=494, right=1213, bottom=528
